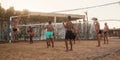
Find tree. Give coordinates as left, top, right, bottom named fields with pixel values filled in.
left=14, top=11, right=21, bottom=16
left=4, top=7, right=15, bottom=20
left=0, top=5, right=5, bottom=20
left=22, top=9, right=29, bottom=15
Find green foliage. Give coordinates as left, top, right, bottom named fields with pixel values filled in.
left=0, top=4, right=68, bottom=23
left=0, top=5, right=5, bottom=20
left=14, top=11, right=21, bottom=16
left=0, top=5, right=29, bottom=21
left=5, top=7, right=15, bottom=19
left=22, top=9, right=29, bottom=15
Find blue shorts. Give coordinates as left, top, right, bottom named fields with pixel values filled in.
left=46, top=31, right=53, bottom=39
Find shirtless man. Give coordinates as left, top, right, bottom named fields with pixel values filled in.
left=92, top=17, right=101, bottom=47
left=63, top=16, right=74, bottom=51
left=45, top=21, right=54, bottom=48
left=73, top=26, right=79, bottom=44
left=103, top=22, right=109, bottom=44
left=13, top=17, right=21, bottom=42
left=29, top=26, right=34, bottom=44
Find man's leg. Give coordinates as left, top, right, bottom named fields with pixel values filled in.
left=31, top=36, right=33, bottom=43
left=30, top=36, right=31, bottom=43
left=14, top=32, right=18, bottom=42
left=69, top=39, right=73, bottom=51
left=46, top=39, right=50, bottom=48
left=30, top=36, right=32, bottom=44
left=73, top=35, right=75, bottom=44
left=13, top=32, right=15, bottom=42
left=98, top=39, right=100, bottom=47
left=97, top=34, right=101, bottom=47
left=65, top=40, right=68, bottom=51
left=104, top=34, right=106, bottom=44
left=106, top=35, right=109, bottom=44
left=15, top=31, right=18, bottom=42
left=51, top=38, right=54, bottom=48
left=74, top=39, right=75, bottom=44
left=74, top=35, right=77, bottom=44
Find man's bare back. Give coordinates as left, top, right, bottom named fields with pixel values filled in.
left=13, top=17, right=21, bottom=29
left=13, top=20, right=19, bottom=29
left=104, top=23, right=109, bottom=32
left=94, top=21, right=100, bottom=33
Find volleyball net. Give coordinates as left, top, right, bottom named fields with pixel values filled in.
left=9, top=15, right=66, bottom=41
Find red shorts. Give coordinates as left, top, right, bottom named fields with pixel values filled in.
left=30, top=32, right=34, bottom=37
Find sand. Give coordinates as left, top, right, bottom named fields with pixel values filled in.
left=0, top=39, right=120, bottom=60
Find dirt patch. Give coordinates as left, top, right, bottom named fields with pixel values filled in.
left=0, top=39, right=120, bottom=60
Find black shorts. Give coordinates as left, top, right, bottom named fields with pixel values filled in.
left=65, top=30, right=74, bottom=40
left=104, top=32, right=107, bottom=34
left=72, top=34, right=76, bottom=40
left=98, top=30, right=102, bottom=34
left=13, top=28, right=17, bottom=32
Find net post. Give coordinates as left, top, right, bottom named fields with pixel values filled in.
left=54, top=16, right=57, bottom=39
left=9, top=16, right=12, bottom=43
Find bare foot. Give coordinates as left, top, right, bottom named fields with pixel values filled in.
left=69, top=49, right=73, bottom=51
left=96, top=45, right=100, bottom=47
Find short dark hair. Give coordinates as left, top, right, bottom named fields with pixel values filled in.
left=48, top=21, right=52, bottom=24
left=92, top=17, right=98, bottom=20
left=67, top=16, right=71, bottom=20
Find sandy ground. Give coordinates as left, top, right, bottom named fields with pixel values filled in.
left=0, top=39, right=120, bottom=60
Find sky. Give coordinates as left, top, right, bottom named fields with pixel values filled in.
left=0, top=0, right=120, bottom=29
